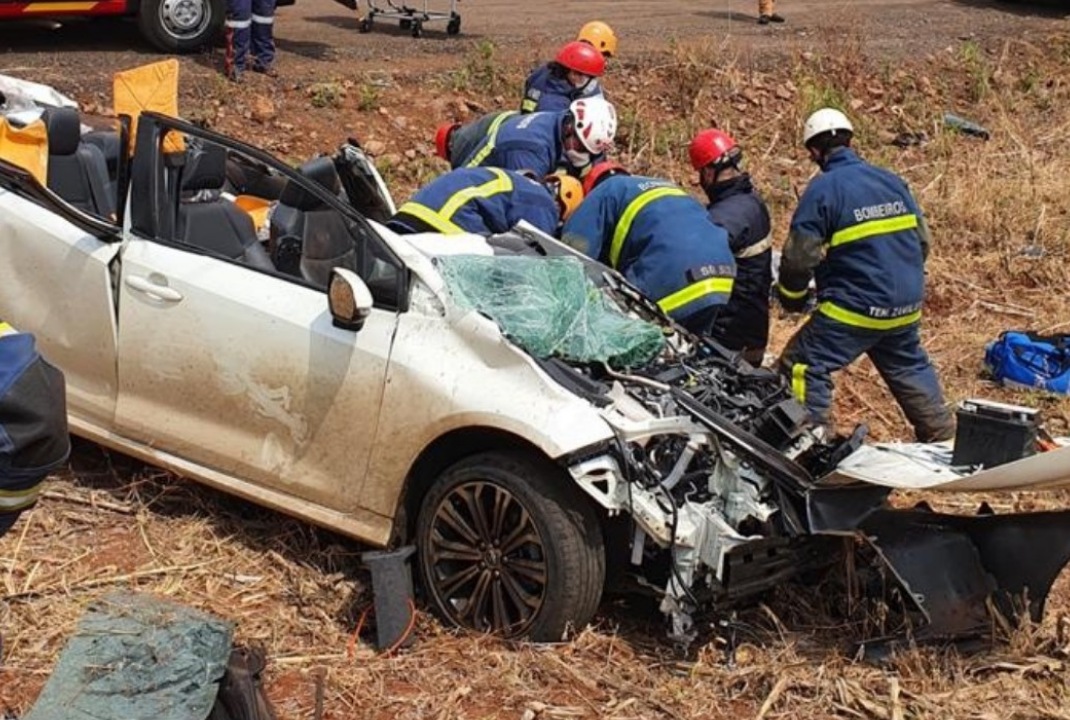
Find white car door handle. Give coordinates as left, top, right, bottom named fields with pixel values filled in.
left=125, top=275, right=184, bottom=302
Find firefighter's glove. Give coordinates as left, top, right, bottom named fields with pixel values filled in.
left=774, top=282, right=812, bottom=314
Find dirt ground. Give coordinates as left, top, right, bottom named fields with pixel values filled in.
left=0, top=0, right=1065, bottom=164
left=0, top=0, right=1067, bottom=77
left=3, top=0, right=1070, bottom=718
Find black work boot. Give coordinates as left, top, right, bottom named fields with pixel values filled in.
left=758, top=13, right=771, bottom=24
left=252, top=63, right=278, bottom=78
left=769, top=12, right=786, bottom=22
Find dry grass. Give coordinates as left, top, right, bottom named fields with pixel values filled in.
left=4, top=29, right=1070, bottom=720
left=6, top=453, right=1070, bottom=719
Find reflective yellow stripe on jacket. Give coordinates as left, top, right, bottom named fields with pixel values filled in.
left=791, top=363, right=808, bottom=403
left=440, top=168, right=513, bottom=218
left=829, top=213, right=919, bottom=248
left=609, top=187, right=689, bottom=268
left=657, top=277, right=734, bottom=315
left=395, top=203, right=466, bottom=234
left=817, top=301, right=921, bottom=330
left=776, top=283, right=808, bottom=300
left=464, top=112, right=518, bottom=169
left=396, top=169, right=514, bottom=235
left=0, top=484, right=41, bottom=512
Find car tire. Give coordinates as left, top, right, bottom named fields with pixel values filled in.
left=138, top=0, right=223, bottom=53
left=415, top=451, right=605, bottom=641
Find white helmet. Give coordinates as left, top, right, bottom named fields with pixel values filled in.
left=569, top=97, right=617, bottom=155
left=802, top=108, right=854, bottom=146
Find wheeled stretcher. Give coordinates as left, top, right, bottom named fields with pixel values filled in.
left=354, top=0, right=462, bottom=37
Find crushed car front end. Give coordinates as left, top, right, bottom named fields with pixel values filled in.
left=395, top=222, right=1070, bottom=648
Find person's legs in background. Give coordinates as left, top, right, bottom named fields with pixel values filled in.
left=224, top=0, right=252, bottom=81
left=758, top=0, right=785, bottom=24
left=251, top=0, right=278, bottom=76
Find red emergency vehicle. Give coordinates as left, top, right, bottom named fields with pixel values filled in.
left=0, top=0, right=223, bottom=52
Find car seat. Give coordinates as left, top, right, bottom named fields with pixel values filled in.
left=271, top=157, right=357, bottom=289
left=43, top=107, right=114, bottom=218
left=82, top=130, right=121, bottom=201
left=175, top=142, right=274, bottom=272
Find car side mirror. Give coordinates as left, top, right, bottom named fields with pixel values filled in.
left=328, top=268, right=373, bottom=332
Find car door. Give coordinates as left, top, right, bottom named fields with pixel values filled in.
left=112, top=115, right=407, bottom=514
left=0, top=160, right=120, bottom=429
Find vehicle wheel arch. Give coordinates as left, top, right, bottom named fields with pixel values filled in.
left=395, top=426, right=606, bottom=545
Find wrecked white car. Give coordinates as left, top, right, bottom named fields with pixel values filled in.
left=3, top=105, right=1070, bottom=647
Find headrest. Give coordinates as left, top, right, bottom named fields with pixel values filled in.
left=181, top=142, right=228, bottom=192
left=43, top=107, right=81, bottom=156
left=279, top=156, right=341, bottom=211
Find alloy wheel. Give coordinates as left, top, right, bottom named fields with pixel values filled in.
left=424, top=480, right=548, bottom=636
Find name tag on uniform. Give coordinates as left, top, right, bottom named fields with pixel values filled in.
left=686, top=264, right=735, bottom=283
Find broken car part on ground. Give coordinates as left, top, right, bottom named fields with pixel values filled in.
left=2, top=78, right=1070, bottom=652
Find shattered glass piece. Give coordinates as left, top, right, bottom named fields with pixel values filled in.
left=437, top=255, right=665, bottom=368
left=25, top=592, right=233, bottom=720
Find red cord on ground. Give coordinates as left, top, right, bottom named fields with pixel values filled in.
left=383, top=598, right=418, bottom=656
left=346, top=598, right=416, bottom=658
left=346, top=604, right=373, bottom=660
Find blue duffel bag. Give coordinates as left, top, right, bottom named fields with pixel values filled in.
left=984, top=331, right=1070, bottom=395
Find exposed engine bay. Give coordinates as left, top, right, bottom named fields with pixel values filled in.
left=469, top=222, right=1070, bottom=648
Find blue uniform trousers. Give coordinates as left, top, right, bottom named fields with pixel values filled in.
left=778, top=313, right=955, bottom=442
left=225, top=0, right=276, bottom=74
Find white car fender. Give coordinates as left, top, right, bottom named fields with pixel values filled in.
left=358, top=306, right=618, bottom=518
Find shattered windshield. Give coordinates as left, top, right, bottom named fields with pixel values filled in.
left=436, top=254, right=666, bottom=368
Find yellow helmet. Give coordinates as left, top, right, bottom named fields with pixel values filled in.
left=577, top=21, right=618, bottom=58
left=546, top=173, right=584, bottom=221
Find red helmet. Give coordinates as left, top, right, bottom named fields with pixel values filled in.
left=688, top=129, right=741, bottom=171
left=554, top=41, right=606, bottom=78
left=582, top=161, right=629, bottom=196
left=434, top=122, right=459, bottom=161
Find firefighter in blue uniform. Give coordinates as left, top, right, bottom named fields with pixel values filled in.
left=562, top=163, right=736, bottom=335
left=521, top=40, right=606, bottom=114
left=224, top=0, right=278, bottom=81
left=689, top=128, right=773, bottom=365
left=0, top=321, right=69, bottom=539
left=775, top=108, right=955, bottom=441
left=449, top=97, right=617, bottom=179
left=436, top=111, right=516, bottom=169
left=386, top=168, right=583, bottom=237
